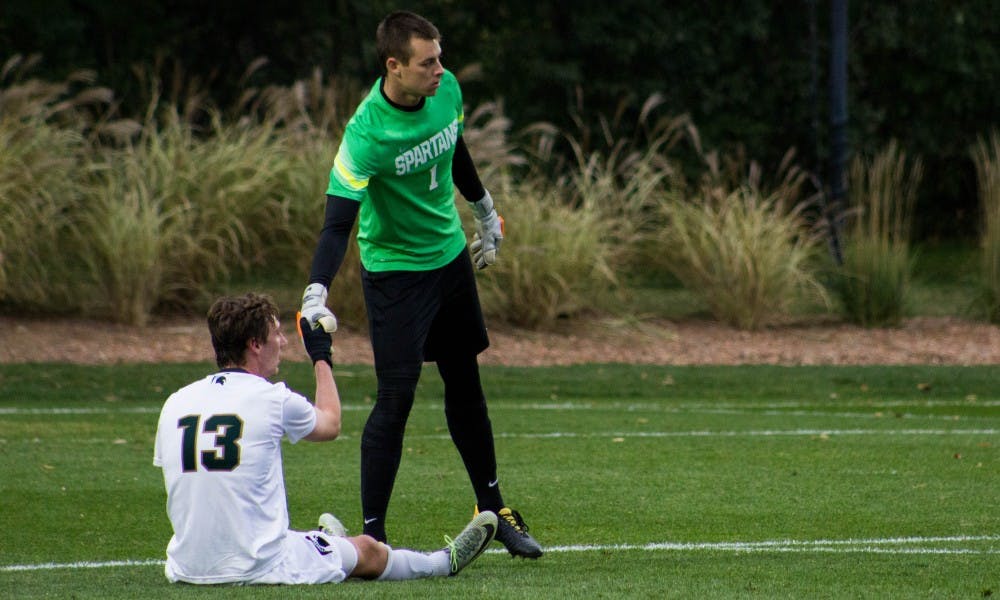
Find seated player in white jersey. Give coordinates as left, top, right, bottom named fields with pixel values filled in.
left=153, top=292, right=496, bottom=585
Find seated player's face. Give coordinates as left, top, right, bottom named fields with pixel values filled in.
left=259, top=317, right=287, bottom=378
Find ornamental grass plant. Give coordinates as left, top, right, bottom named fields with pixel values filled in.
left=0, top=54, right=132, bottom=310
left=970, top=130, right=1000, bottom=323
left=650, top=147, right=828, bottom=330
left=0, top=60, right=993, bottom=332
left=68, top=105, right=306, bottom=323
left=471, top=179, right=623, bottom=328
left=830, top=141, right=922, bottom=327
left=470, top=97, right=690, bottom=328
left=0, top=60, right=361, bottom=325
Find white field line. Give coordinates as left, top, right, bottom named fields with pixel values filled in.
left=501, top=400, right=1000, bottom=409
left=494, top=401, right=1000, bottom=423
left=1, top=559, right=165, bottom=572
left=3, top=429, right=996, bottom=445
left=1, top=407, right=990, bottom=427
left=4, top=535, right=999, bottom=572
left=0, top=406, right=373, bottom=415
left=5, top=428, right=995, bottom=448
left=527, top=534, right=1000, bottom=555
left=3, top=397, right=999, bottom=415
left=673, top=408, right=991, bottom=423
left=2, top=406, right=997, bottom=441
left=475, top=428, right=1000, bottom=440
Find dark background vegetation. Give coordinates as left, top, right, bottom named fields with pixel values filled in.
left=2, top=0, right=996, bottom=240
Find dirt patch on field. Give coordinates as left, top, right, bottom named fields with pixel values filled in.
left=1, top=315, right=998, bottom=366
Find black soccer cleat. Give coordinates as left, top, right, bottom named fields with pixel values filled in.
left=493, top=507, right=543, bottom=559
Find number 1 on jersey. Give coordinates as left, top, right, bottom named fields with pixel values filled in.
left=429, top=164, right=439, bottom=191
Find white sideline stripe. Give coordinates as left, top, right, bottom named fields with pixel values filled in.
left=3, top=397, right=998, bottom=416
left=719, top=411, right=992, bottom=423
left=1, top=558, right=164, bottom=572
left=526, top=535, right=1000, bottom=556
left=10, top=428, right=994, bottom=446
left=481, top=428, right=1000, bottom=439
left=6, top=428, right=996, bottom=446
left=702, top=399, right=1000, bottom=409
left=0, top=406, right=374, bottom=415
left=0, top=407, right=162, bottom=415
left=3, top=406, right=992, bottom=428
left=505, top=401, right=1000, bottom=410
left=501, top=404, right=996, bottom=424
left=0, top=399, right=1000, bottom=419
left=4, top=428, right=997, bottom=443
left=5, top=535, right=999, bottom=572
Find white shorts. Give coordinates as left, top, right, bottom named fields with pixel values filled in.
left=247, top=530, right=358, bottom=585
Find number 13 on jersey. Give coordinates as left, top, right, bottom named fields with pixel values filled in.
left=177, top=414, right=244, bottom=472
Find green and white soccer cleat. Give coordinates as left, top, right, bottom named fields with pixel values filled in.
left=318, top=512, right=347, bottom=537
left=445, top=510, right=497, bottom=575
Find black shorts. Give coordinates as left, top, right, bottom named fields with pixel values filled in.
left=361, top=250, right=489, bottom=369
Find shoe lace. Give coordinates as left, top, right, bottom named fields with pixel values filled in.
left=444, top=535, right=460, bottom=572
left=500, top=509, right=529, bottom=534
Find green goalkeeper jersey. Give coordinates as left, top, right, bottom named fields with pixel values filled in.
left=326, top=69, right=466, bottom=272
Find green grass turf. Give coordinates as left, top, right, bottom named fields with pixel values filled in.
left=1, top=363, right=997, bottom=598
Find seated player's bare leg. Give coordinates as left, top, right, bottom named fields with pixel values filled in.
left=345, top=535, right=389, bottom=579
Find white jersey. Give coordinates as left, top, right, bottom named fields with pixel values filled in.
left=153, top=370, right=317, bottom=584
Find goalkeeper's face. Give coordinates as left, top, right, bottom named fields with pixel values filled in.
left=388, top=36, right=444, bottom=103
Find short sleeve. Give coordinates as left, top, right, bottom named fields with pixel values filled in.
left=281, top=389, right=318, bottom=443
left=327, top=127, right=375, bottom=199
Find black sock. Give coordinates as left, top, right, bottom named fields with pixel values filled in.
left=438, top=354, right=504, bottom=511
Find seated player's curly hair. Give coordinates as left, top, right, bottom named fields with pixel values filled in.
left=207, top=293, right=279, bottom=368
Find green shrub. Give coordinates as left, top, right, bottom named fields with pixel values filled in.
left=470, top=100, right=693, bottom=328
left=831, top=237, right=913, bottom=327
left=653, top=183, right=825, bottom=330
left=830, top=141, right=922, bottom=327
left=473, top=178, right=622, bottom=328
left=560, top=114, right=691, bottom=273
left=519, top=99, right=699, bottom=287
left=971, top=130, right=1000, bottom=322
left=95, top=110, right=294, bottom=317
left=70, top=175, right=166, bottom=325
left=3, top=61, right=989, bottom=332
left=0, top=57, right=106, bottom=309
left=0, top=119, right=81, bottom=307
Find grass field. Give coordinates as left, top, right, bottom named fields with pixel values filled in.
left=1, top=362, right=997, bottom=598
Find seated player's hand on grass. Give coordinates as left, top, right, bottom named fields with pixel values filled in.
left=470, top=190, right=504, bottom=269
left=297, top=312, right=333, bottom=367
left=300, top=283, right=338, bottom=333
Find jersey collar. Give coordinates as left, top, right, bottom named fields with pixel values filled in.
left=379, top=77, right=426, bottom=112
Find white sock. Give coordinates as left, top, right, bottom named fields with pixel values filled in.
left=377, top=546, right=450, bottom=580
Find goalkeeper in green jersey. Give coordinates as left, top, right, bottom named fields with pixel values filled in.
left=299, top=11, right=542, bottom=559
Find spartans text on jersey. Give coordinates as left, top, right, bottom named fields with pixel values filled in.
left=394, top=119, right=459, bottom=175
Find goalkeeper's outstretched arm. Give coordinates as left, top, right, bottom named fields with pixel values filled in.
left=300, top=195, right=360, bottom=332
left=309, top=194, right=360, bottom=287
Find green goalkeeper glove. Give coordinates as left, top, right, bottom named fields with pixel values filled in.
left=470, top=190, right=504, bottom=269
